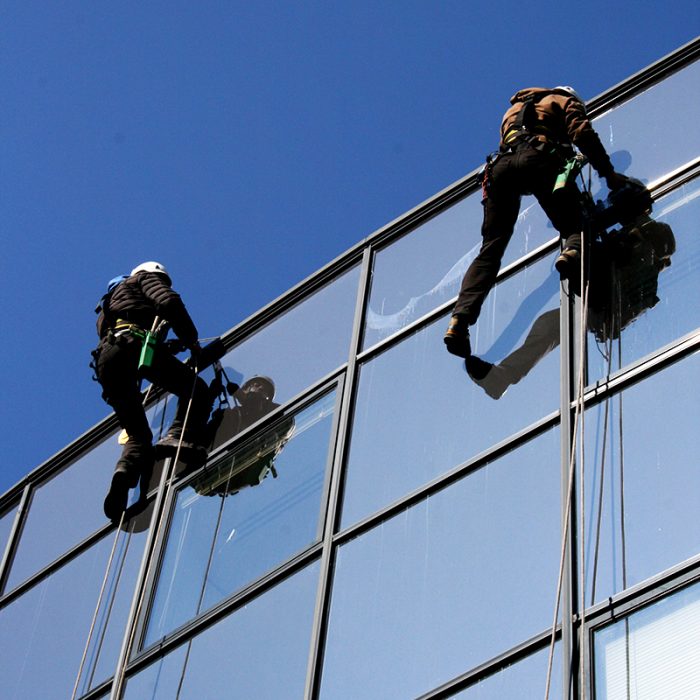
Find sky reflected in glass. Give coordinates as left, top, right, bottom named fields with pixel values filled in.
left=144, top=391, right=335, bottom=646
left=218, top=265, right=359, bottom=414
left=323, top=430, right=560, bottom=699
left=344, top=254, right=560, bottom=527
left=5, top=434, right=123, bottom=592
left=364, top=189, right=556, bottom=350
left=126, top=561, right=319, bottom=699
left=451, top=645, right=561, bottom=699
left=0, top=523, right=148, bottom=699
left=583, top=350, right=700, bottom=605
left=592, top=58, right=700, bottom=190
left=6, top=399, right=172, bottom=592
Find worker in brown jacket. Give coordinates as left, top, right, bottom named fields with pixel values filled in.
left=444, top=86, right=630, bottom=358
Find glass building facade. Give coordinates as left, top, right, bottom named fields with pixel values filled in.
left=1, top=38, right=699, bottom=699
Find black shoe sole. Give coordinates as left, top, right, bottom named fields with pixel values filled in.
left=444, top=336, right=471, bottom=358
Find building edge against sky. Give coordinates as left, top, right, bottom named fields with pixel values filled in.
left=1, top=36, right=700, bottom=699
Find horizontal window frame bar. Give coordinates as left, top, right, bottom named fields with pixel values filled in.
left=358, top=236, right=561, bottom=364
left=582, top=550, right=700, bottom=632
left=586, top=37, right=700, bottom=119
left=416, top=627, right=561, bottom=700
left=125, top=542, right=322, bottom=676
left=334, top=407, right=560, bottom=547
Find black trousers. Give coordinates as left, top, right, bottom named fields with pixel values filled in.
left=453, top=143, right=583, bottom=324
left=95, top=334, right=211, bottom=484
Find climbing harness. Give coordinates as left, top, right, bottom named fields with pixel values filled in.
left=553, top=154, right=588, bottom=193
left=111, top=317, right=168, bottom=371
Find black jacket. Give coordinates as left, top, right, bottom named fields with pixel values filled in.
left=97, top=271, right=198, bottom=346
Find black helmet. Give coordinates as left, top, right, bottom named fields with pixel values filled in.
left=238, top=376, right=275, bottom=402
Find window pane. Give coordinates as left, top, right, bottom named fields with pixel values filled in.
left=6, top=435, right=123, bottom=591
left=450, top=645, right=561, bottom=699
left=144, top=391, right=336, bottom=646
left=592, top=59, right=700, bottom=187
left=125, top=561, right=319, bottom=699
left=217, top=265, right=358, bottom=421
left=594, top=581, right=700, bottom=699
left=7, top=401, right=170, bottom=592
left=322, top=430, right=560, bottom=700
left=587, top=177, right=699, bottom=382
left=0, top=522, right=149, bottom=698
left=583, top=351, right=700, bottom=605
left=344, top=254, right=560, bottom=527
left=364, top=192, right=556, bottom=350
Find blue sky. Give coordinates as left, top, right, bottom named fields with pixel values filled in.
left=1, top=2, right=698, bottom=495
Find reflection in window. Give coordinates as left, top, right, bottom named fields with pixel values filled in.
left=364, top=192, right=556, bottom=350
left=5, top=397, right=169, bottom=593
left=450, top=645, right=561, bottom=699
left=0, top=523, right=148, bottom=698
left=594, top=581, right=700, bottom=699
left=5, top=435, right=124, bottom=592
left=344, top=254, right=560, bottom=527
left=125, top=561, right=319, bottom=699
left=215, top=265, right=358, bottom=424
left=588, top=176, right=700, bottom=382
left=144, top=391, right=336, bottom=646
left=322, top=430, right=560, bottom=699
left=592, top=58, right=700, bottom=190
left=583, top=351, right=700, bottom=605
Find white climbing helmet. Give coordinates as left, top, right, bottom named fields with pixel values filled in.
left=131, top=261, right=171, bottom=282
left=554, top=85, right=583, bottom=102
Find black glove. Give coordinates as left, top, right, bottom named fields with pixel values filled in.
left=188, top=341, right=202, bottom=367
left=605, top=171, right=630, bottom=191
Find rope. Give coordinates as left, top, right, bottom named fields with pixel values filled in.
left=110, top=358, right=202, bottom=700
left=85, top=522, right=132, bottom=691
left=590, top=343, right=612, bottom=605
left=544, top=173, right=594, bottom=700
left=72, top=352, right=178, bottom=696
left=544, top=271, right=590, bottom=699
left=174, top=473, right=230, bottom=698
left=616, top=332, right=632, bottom=700
left=578, top=242, right=590, bottom=699
left=71, top=511, right=128, bottom=700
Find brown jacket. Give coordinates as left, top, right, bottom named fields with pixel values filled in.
left=500, top=87, right=613, bottom=177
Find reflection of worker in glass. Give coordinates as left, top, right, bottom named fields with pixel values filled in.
left=208, top=376, right=278, bottom=450
left=466, top=215, right=676, bottom=399
left=194, top=376, right=295, bottom=496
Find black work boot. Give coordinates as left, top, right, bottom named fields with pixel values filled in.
left=103, top=472, right=130, bottom=522
left=555, top=247, right=581, bottom=280
left=444, top=315, right=471, bottom=358
left=156, top=428, right=208, bottom=464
